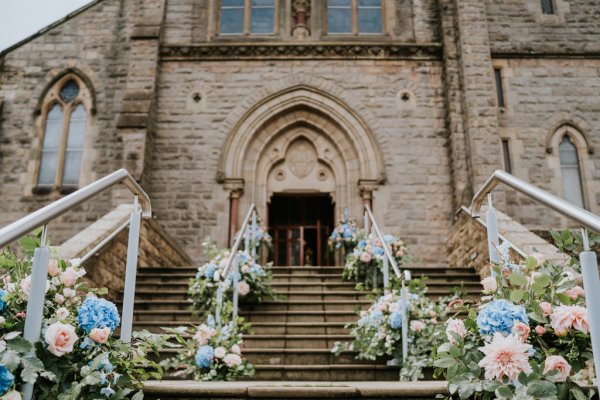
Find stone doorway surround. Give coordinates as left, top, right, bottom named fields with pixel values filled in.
left=218, top=85, right=385, bottom=241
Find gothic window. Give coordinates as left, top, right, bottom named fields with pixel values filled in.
left=327, top=0, right=382, bottom=35
left=541, top=0, right=555, bottom=14
left=558, top=135, right=585, bottom=208
left=36, top=76, right=90, bottom=193
left=494, top=68, right=506, bottom=109
left=220, top=0, right=276, bottom=35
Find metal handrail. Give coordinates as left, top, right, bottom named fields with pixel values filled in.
left=471, top=169, right=600, bottom=233
left=0, top=169, right=150, bottom=400
left=0, top=169, right=151, bottom=248
left=470, top=169, right=600, bottom=381
left=79, top=219, right=131, bottom=265
left=364, top=204, right=404, bottom=280
left=222, top=203, right=256, bottom=279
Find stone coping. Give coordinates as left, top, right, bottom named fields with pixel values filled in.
left=143, top=380, right=449, bottom=397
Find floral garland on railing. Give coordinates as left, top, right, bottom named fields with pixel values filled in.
left=328, top=215, right=359, bottom=251
left=161, top=312, right=254, bottom=381
left=342, top=232, right=410, bottom=290
left=0, top=234, right=170, bottom=399
left=332, top=279, right=457, bottom=381
left=234, top=222, right=272, bottom=252
left=188, top=240, right=277, bottom=313
left=434, top=239, right=596, bottom=399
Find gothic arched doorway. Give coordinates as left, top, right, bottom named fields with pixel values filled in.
left=219, top=85, right=385, bottom=265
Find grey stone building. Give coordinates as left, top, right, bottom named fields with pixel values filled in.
left=0, top=0, right=599, bottom=266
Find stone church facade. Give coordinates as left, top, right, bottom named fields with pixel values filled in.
left=0, top=0, right=599, bottom=265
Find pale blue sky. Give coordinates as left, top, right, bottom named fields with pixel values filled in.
left=0, top=0, right=92, bottom=51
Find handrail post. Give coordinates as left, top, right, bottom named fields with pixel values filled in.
left=400, top=282, right=409, bottom=363
left=364, top=210, right=369, bottom=235
left=232, top=255, right=239, bottom=324
left=120, top=196, right=142, bottom=343
left=486, top=194, right=500, bottom=277
left=580, top=228, right=600, bottom=379
left=215, top=285, right=223, bottom=328
left=383, top=254, right=389, bottom=294
left=22, top=225, right=50, bottom=400
left=251, top=210, right=257, bottom=260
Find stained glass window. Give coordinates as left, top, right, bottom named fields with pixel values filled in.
left=59, top=80, right=79, bottom=103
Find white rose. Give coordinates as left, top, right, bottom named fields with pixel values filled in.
left=56, top=307, right=69, bottom=321
left=214, top=346, right=227, bottom=358
left=223, top=353, right=242, bottom=367
left=0, top=390, right=22, bottom=400
left=63, top=288, right=76, bottom=298
left=54, top=294, right=65, bottom=304
left=231, top=344, right=241, bottom=354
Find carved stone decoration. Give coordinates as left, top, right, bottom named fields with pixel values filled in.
left=292, top=0, right=311, bottom=39
left=287, top=140, right=317, bottom=179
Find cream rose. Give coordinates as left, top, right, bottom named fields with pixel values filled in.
left=550, top=305, right=589, bottom=336
left=54, top=294, right=65, bottom=304
left=481, top=277, right=497, bottom=293
left=224, top=353, right=242, bottom=367
left=56, top=307, right=69, bottom=321
left=241, top=265, right=250, bottom=274
left=410, top=321, right=425, bottom=332
left=359, top=252, right=372, bottom=263
left=89, top=327, right=111, bottom=344
left=48, top=260, right=60, bottom=277
left=44, top=322, right=78, bottom=357
left=543, top=355, right=572, bottom=382
left=63, top=288, right=76, bottom=298
left=237, top=281, right=250, bottom=296
left=214, top=346, right=227, bottom=358
left=539, top=302, right=553, bottom=316
left=231, top=344, right=241, bottom=354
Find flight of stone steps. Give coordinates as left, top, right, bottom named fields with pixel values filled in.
left=122, top=264, right=481, bottom=382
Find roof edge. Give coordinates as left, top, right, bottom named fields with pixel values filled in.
left=0, top=0, right=105, bottom=57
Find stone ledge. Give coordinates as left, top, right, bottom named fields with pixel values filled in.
left=143, top=381, right=449, bottom=398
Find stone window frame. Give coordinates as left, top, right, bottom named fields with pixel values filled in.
left=527, top=0, right=569, bottom=25
left=321, top=0, right=387, bottom=38
left=546, top=125, right=594, bottom=211
left=215, top=0, right=281, bottom=37
left=30, top=73, right=94, bottom=196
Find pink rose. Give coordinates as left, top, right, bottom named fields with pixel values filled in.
left=237, top=281, right=250, bottom=296
left=231, top=344, right=241, bottom=354
left=359, top=252, right=372, bottom=263
left=535, top=325, right=546, bottom=335
left=565, top=286, right=585, bottom=300
left=543, top=355, right=572, bottom=382
left=56, top=307, right=69, bottom=321
left=193, top=324, right=217, bottom=345
left=446, top=318, right=467, bottom=343
left=396, top=250, right=404, bottom=257
left=44, top=322, right=78, bottom=357
left=60, top=267, right=79, bottom=287
left=540, top=302, right=553, bottom=316
left=375, top=302, right=387, bottom=312
left=551, top=305, right=589, bottom=336
left=55, top=294, right=65, bottom=305
left=241, top=265, right=250, bottom=274
left=224, top=353, right=242, bottom=367
left=410, top=321, right=425, bottom=332
left=481, top=277, right=497, bottom=293
left=48, top=260, right=60, bottom=277
left=89, top=327, right=111, bottom=344
left=512, top=321, right=531, bottom=342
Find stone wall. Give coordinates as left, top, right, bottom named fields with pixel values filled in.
left=59, top=204, right=192, bottom=301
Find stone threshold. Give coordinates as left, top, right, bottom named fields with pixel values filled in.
left=143, top=380, right=449, bottom=397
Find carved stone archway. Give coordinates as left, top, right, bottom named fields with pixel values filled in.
left=219, top=85, right=385, bottom=238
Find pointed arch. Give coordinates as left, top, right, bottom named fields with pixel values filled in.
left=34, top=68, right=97, bottom=116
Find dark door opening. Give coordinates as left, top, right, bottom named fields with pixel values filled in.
left=268, top=194, right=334, bottom=267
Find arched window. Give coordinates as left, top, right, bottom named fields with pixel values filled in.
left=558, top=135, right=585, bottom=208
left=36, top=76, right=90, bottom=193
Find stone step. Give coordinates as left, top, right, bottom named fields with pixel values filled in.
left=123, top=299, right=372, bottom=312
left=132, top=321, right=351, bottom=335
left=251, top=365, right=401, bottom=381
left=143, top=380, right=448, bottom=399
left=132, top=309, right=360, bottom=323
left=244, top=334, right=352, bottom=349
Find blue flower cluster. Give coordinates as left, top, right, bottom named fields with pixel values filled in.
left=389, top=311, right=403, bottom=330
left=329, top=221, right=357, bottom=249
left=0, top=365, right=14, bottom=395
left=0, top=289, right=7, bottom=314
left=77, top=297, right=121, bottom=334
left=195, top=345, right=214, bottom=368
left=250, top=264, right=265, bottom=276
left=204, top=263, right=219, bottom=280
left=476, top=299, right=529, bottom=336
left=358, top=310, right=384, bottom=327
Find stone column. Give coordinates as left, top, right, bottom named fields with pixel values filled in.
left=292, top=0, right=311, bottom=39
left=359, top=180, right=378, bottom=211
left=224, top=179, right=245, bottom=247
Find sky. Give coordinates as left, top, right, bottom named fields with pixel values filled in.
left=0, top=0, right=93, bottom=51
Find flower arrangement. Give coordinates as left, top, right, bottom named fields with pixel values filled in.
left=434, top=242, right=595, bottom=399
left=0, top=233, right=169, bottom=399
left=342, top=233, right=410, bottom=290
left=161, top=315, right=254, bottom=381
left=234, top=222, right=272, bottom=252
left=332, top=279, right=455, bottom=381
left=328, top=215, right=358, bottom=250
left=189, top=241, right=277, bottom=313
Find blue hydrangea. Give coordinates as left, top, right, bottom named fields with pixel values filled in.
left=204, top=263, right=219, bottom=280
left=476, top=299, right=529, bottom=336
left=373, top=246, right=385, bottom=257
left=389, top=311, right=403, bottom=330
left=77, top=297, right=120, bottom=334
left=237, top=252, right=250, bottom=265
left=0, top=289, right=7, bottom=314
left=0, top=365, right=14, bottom=395
left=195, top=345, right=214, bottom=368
left=206, top=314, right=216, bottom=327
left=251, top=264, right=265, bottom=276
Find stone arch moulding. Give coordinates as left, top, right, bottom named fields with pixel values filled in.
left=544, top=115, right=595, bottom=155
left=218, top=85, right=386, bottom=226
left=34, top=67, right=97, bottom=116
